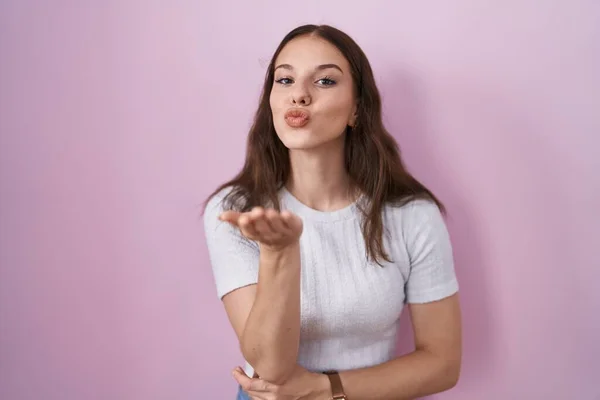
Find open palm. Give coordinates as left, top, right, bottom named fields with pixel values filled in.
left=219, top=207, right=303, bottom=252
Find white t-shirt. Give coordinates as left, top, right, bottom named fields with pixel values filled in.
left=203, top=186, right=459, bottom=374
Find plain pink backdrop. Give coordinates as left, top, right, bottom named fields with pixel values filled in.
left=1, top=1, right=599, bottom=399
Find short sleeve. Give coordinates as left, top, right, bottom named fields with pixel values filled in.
left=402, top=200, right=459, bottom=304
left=203, top=191, right=260, bottom=299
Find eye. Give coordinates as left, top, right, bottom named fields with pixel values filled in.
left=275, top=77, right=293, bottom=85
left=316, top=77, right=336, bottom=86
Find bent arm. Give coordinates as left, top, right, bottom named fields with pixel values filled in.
left=336, top=294, right=462, bottom=399
left=238, top=293, right=462, bottom=399
left=327, top=200, right=461, bottom=399
left=203, top=195, right=303, bottom=385
left=223, top=244, right=302, bottom=384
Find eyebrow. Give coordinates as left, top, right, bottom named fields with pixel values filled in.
left=274, top=63, right=344, bottom=73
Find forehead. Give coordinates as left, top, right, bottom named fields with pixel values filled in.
left=275, top=35, right=349, bottom=70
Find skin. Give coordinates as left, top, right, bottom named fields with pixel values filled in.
left=220, top=35, right=462, bottom=400
left=271, top=34, right=359, bottom=212
left=270, top=34, right=357, bottom=152
left=218, top=207, right=303, bottom=385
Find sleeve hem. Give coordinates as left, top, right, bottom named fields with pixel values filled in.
left=216, top=280, right=258, bottom=300
left=406, top=279, right=459, bottom=304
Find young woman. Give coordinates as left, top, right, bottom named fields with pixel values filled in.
left=203, top=24, right=462, bottom=400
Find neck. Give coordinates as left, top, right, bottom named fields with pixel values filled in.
left=286, top=138, right=356, bottom=211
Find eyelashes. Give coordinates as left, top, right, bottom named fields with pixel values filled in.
left=275, top=77, right=294, bottom=85
left=317, top=77, right=336, bottom=86
left=274, top=76, right=337, bottom=87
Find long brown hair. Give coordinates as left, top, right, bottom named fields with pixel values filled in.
left=204, top=24, right=444, bottom=265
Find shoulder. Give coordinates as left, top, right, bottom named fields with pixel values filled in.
left=202, top=185, right=238, bottom=231
left=384, top=198, right=446, bottom=229
left=203, top=185, right=258, bottom=248
left=203, top=186, right=235, bottom=216
left=383, top=198, right=451, bottom=253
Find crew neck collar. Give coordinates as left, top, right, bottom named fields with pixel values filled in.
left=280, top=187, right=362, bottom=222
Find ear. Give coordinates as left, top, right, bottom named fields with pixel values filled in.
left=348, top=102, right=359, bottom=127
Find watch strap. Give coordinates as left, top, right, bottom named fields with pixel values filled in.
left=323, top=371, right=346, bottom=400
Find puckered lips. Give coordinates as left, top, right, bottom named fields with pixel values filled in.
left=284, top=108, right=310, bottom=128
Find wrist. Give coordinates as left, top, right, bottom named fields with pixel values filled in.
left=259, top=241, right=300, bottom=262
left=311, top=372, right=332, bottom=400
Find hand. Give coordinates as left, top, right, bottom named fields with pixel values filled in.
left=219, top=207, right=303, bottom=253
left=232, top=365, right=330, bottom=400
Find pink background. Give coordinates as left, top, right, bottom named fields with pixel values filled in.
left=1, top=1, right=599, bottom=399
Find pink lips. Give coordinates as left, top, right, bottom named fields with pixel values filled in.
left=284, top=109, right=310, bottom=128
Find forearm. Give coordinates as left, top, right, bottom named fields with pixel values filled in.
left=335, top=350, right=460, bottom=400
left=241, top=244, right=301, bottom=384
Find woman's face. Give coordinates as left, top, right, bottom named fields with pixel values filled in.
left=269, top=35, right=357, bottom=151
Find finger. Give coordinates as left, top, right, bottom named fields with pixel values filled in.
left=238, top=213, right=260, bottom=240
left=232, top=366, right=246, bottom=377
left=233, top=368, right=278, bottom=393
left=247, top=377, right=278, bottom=393
left=246, top=391, right=268, bottom=400
left=233, top=368, right=263, bottom=392
left=264, top=209, right=290, bottom=235
left=249, top=207, right=274, bottom=236
left=280, top=210, right=302, bottom=233
left=218, top=211, right=241, bottom=224
left=233, top=368, right=253, bottom=388
left=246, top=390, right=269, bottom=400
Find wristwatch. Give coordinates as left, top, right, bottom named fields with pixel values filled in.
left=323, top=371, right=347, bottom=400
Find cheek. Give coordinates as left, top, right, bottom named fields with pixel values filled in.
left=269, top=90, right=285, bottom=113
left=269, top=94, right=276, bottom=113
left=319, top=96, right=354, bottom=123
left=269, top=94, right=286, bottom=133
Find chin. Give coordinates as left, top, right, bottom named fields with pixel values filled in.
left=279, top=135, right=323, bottom=150
left=275, top=126, right=346, bottom=151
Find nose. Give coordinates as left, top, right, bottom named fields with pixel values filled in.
left=291, top=86, right=311, bottom=106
